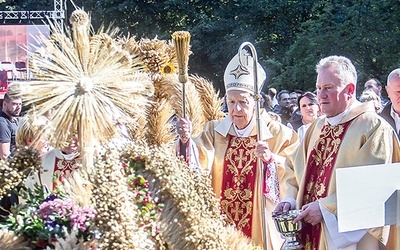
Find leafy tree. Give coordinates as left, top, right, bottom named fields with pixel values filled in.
left=276, top=0, right=400, bottom=95
left=0, top=0, right=53, bottom=11
left=2, top=0, right=400, bottom=97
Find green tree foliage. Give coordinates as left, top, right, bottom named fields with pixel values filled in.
left=78, top=0, right=315, bottom=93
left=276, top=0, right=400, bottom=93
left=0, top=0, right=52, bottom=11
left=2, top=0, right=400, bottom=95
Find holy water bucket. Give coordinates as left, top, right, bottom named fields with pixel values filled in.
left=272, top=209, right=303, bottom=250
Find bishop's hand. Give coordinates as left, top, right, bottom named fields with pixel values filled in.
left=293, top=201, right=322, bottom=226
left=176, top=117, right=192, bottom=143
left=273, top=202, right=291, bottom=214
left=255, top=141, right=273, bottom=163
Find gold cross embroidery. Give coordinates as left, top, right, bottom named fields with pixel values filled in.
left=234, top=148, right=245, bottom=169
left=231, top=201, right=244, bottom=221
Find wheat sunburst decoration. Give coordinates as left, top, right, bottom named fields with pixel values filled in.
left=20, top=9, right=153, bottom=170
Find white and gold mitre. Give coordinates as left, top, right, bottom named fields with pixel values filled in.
left=223, top=49, right=266, bottom=94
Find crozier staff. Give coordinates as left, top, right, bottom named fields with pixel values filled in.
left=176, top=48, right=298, bottom=248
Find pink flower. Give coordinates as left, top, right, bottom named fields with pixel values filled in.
left=36, top=198, right=96, bottom=232
left=37, top=198, right=76, bottom=219
left=70, top=205, right=97, bottom=232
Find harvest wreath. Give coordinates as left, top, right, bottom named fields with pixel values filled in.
left=0, top=8, right=259, bottom=250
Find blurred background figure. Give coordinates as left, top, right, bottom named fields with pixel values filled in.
left=268, top=87, right=278, bottom=109
left=262, top=91, right=282, bottom=122
left=364, top=78, right=388, bottom=106
left=0, top=92, right=22, bottom=220
left=287, top=90, right=304, bottom=129
left=359, top=89, right=383, bottom=113
left=380, top=68, right=400, bottom=140
left=296, top=92, right=321, bottom=142
left=289, top=91, right=299, bottom=105
left=16, top=115, right=51, bottom=156
left=26, top=134, right=80, bottom=192
left=272, top=89, right=290, bottom=113
left=273, top=89, right=292, bottom=124
left=0, top=92, right=22, bottom=160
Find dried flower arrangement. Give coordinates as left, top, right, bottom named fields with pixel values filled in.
left=125, top=159, right=166, bottom=248
left=0, top=8, right=259, bottom=250
left=0, top=147, right=41, bottom=198
left=123, top=143, right=227, bottom=249
left=89, top=148, right=154, bottom=249
left=121, top=143, right=260, bottom=250
left=3, top=184, right=97, bottom=249
left=0, top=145, right=97, bottom=249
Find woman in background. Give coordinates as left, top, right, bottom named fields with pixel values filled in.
left=296, top=92, right=321, bottom=142
left=16, top=115, right=51, bottom=155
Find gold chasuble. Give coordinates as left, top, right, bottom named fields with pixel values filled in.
left=301, top=121, right=352, bottom=250
left=221, top=135, right=258, bottom=237
left=281, top=102, right=400, bottom=249
left=193, top=112, right=299, bottom=248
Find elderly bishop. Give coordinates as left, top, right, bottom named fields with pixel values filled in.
left=176, top=50, right=299, bottom=248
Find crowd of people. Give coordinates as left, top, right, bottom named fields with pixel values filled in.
left=0, top=48, right=400, bottom=249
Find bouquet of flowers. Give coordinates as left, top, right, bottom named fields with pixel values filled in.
left=125, top=159, right=167, bottom=249
left=2, top=184, right=97, bottom=249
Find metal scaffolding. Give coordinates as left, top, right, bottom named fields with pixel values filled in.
left=0, top=0, right=67, bottom=81
left=0, top=0, right=66, bottom=24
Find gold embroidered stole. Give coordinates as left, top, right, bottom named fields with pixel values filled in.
left=221, top=135, right=258, bottom=238
left=301, top=120, right=352, bottom=250
left=53, top=157, right=79, bottom=189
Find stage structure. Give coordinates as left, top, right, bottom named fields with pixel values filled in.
left=0, top=0, right=65, bottom=25
left=0, top=0, right=64, bottom=81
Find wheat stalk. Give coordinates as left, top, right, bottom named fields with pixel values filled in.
left=172, top=31, right=191, bottom=119
left=0, top=229, right=30, bottom=250
left=20, top=9, right=152, bottom=171
left=190, top=74, right=226, bottom=122
left=146, top=98, right=176, bottom=146
left=155, top=75, right=204, bottom=137
left=62, top=170, right=93, bottom=206
left=172, top=31, right=190, bottom=83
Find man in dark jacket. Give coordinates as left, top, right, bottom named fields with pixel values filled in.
left=380, top=68, right=400, bottom=140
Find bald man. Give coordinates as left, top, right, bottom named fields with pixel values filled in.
left=380, top=69, right=400, bottom=139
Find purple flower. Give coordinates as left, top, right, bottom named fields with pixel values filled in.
left=44, top=194, right=58, bottom=202
left=70, top=205, right=97, bottom=232
left=34, top=197, right=96, bottom=239
left=37, top=198, right=75, bottom=219
left=44, top=219, right=57, bottom=228
left=36, top=197, right=97, bottom=233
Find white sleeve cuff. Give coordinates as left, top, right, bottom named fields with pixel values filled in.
left=320, top=202, right=366, bottom=249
